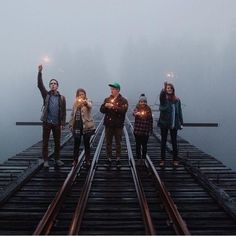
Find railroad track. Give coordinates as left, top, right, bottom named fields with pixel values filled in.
left=0, top=113, right=103, bottom=235
left=125, top=117, right=190, bottom=235
left=33, top=116, right=190, bottom=235
left=0, top=111, right=236, bottom=235
left=34, top=121, right=154, bottom=235
left=126, top=111, right=236, bottom=235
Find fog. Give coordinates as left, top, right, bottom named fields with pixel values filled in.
left=0, top=0, right=235, bottom=170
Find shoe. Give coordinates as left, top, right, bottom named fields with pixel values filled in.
left=159, top=160, right=165, bottom=167
left=116, top=159, right=121, bottom=168
left=136, top=159, right=141, bottom=166
left=55, top=160, right=64, bottom=167
left=173, top=160, right=179, bottom=167
left=107, top=158, right=112, bottom=167
left=86, top=160, right=91, bottom=168
left=43, top=161, right=49, bottom=168
left=141, top=159, right=145, bottom=166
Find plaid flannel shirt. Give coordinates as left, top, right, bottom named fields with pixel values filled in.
left=133, top=105, right=153, bottom=136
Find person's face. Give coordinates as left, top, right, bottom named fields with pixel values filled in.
left=139, top=100, right=146, bottom=107
left=166, top=85, right=173, bottom=95
left=78, top=91, right=86, bottom=100
left=49, top=80, right=58, bottom=92
left=110, top=87, right=119, bottom=97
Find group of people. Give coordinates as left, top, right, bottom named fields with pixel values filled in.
left=37, top=65, right=183, bottom=168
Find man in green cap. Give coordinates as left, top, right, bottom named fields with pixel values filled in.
left=100, top=82, right=128, bottom=167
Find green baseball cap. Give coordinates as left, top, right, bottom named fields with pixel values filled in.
left=108, top=82, right=120, bottom=90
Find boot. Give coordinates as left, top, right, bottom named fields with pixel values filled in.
left=85, top=149, right=91, bottom=167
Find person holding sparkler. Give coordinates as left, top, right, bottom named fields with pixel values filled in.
left=37, top=65, right=66, bottom=168
left=69, top=88, right=95, bottom=167
left=100, top=82, right=128, bottom=168
left=158, top=82, right=183, bottom=167
left=133, top=94, right=153, bottom=164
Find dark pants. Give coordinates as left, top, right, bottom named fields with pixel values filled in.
left=134, top=134, right=149, bottom=159
left=105, top=127, right=123, bottom=159
left=42, top=122, right=61, bottom=161
left=160, top=128, right=178, bottom=161
left=73, top=133, right=91, bottom=160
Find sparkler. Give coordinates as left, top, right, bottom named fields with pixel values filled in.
left=42, top=56, right=51, bottom=64
left=110, top=98, right=115, bottom=107
left=166, top=71, right=175, bottom=81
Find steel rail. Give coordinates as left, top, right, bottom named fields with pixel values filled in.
left=153, top=127, right=236, bottom=223
left=68, top=129, right=105, bottom=235
left=145, top=157, right=190, bottom=235
left=0, top=126, right=72, bottom=205
left=33, top=119, right=104, bottom=235
left=123, top=126, right=156, bottom=235
left=126, top=117, right=190, bottom=235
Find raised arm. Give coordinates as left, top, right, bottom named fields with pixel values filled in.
left=159, top=81, right=167, bottom=105
left=37, top=65, right=48, bottom=99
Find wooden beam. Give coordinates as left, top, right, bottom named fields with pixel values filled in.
left=183, top=123, right=218, bottom=127
left=16, top=122, right=69, bottom=126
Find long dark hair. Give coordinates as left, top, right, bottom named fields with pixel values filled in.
left=165, top=83, right=178, bottom=102
left=76, top=88, right=87, bottom=98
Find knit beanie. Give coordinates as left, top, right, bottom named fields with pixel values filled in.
left=139, top=93, right=147, bottom=103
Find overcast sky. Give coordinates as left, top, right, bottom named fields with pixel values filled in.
left=0, top=0, right=235, bottom=168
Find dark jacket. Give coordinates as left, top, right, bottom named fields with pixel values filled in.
left=100, top=94, right=128, bottom=128
left=37, top=72, right=66, bottom=126
left=133, top=104, right=153, bottom=136
left=158, top=90, right=183, bottom=130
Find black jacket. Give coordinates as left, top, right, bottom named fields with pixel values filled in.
left=100, top=94, right=128, bottom=128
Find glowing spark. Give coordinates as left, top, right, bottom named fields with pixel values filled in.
left=166, top=71, right=174, bottom=79
left=43, top=56, right=51, bottom=64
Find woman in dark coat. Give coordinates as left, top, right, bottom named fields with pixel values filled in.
left=158, top=82, right=183, bottom=166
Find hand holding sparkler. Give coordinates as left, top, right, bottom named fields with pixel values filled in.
left=164, top=81, right=167, bottom=88
left=83, top=99, right=88, bottom=106
left=140, top=111, right=145, bottom=116
left=38, top=64, right=43, bottom=72
left=77, top=98, right=86, bottom=107
left=105, top=98, right=115, bottom=109
left=135, top=110, right=145, bottom=117
left=105, top=102, right=113, bottom=109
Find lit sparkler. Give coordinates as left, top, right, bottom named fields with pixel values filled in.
left=110, top=98, right=115, bottom=107
left=166, top=71, right=174, bottom=80
left=42, top=56, right=51, bottom=64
